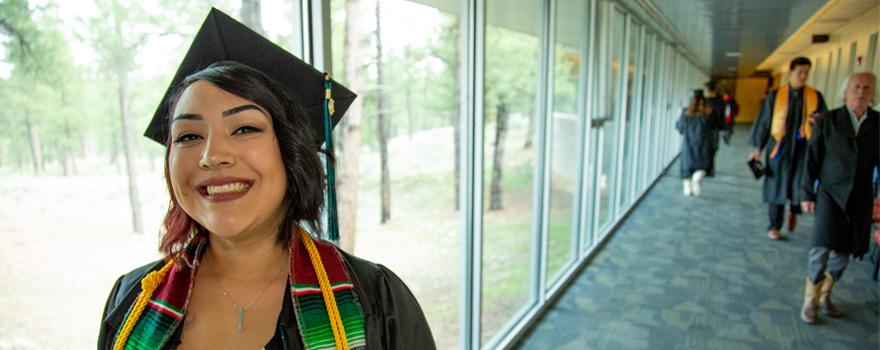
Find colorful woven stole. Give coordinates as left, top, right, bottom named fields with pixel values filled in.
left=769, top=84, right=818, bottom=159
left=112, top=232, right=366, bottom=350
left=113, top=242, right=202, bottom=350
left=292, top=229, right=366, bottom=350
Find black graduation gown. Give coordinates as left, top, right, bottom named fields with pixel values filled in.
left=802, top=107, right=879, bottom=258
left=705, top=96, right=725, bottom=175
left=676, top=112, right=716, bottom=179
left=98, top=249, right=437, bottom=349
left=747, top=87, right=828, bottom=204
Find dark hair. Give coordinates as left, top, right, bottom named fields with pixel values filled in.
left=704, top=81, right=717, bottom=92
left=159, top=61, right=326, bottom=255
left=684, top=91, right=712, bottom=117
left=789, top=57, right=812, bottom=71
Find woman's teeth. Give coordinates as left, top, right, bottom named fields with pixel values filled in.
left=206, top=182, right=250, bottom=195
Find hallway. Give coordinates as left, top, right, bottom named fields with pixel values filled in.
left=516, top=127, right=880, bottom=349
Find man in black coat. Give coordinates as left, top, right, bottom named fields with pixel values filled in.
left=748, top=57, right=828, bottom=240
left=799, top=71, right=878, bottom=324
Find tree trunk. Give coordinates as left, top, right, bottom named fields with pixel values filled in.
left=524, top=106, right=533, bottom=149
left=489, top=100, right=508, bottom=211
left=337, top=0, right=370, bottom=253
left=376, top=0, right=391, bottom=223
left=404, top=47, right=414, bottom=139
left=117, top=73, right=143, bottom=234
left=24, top=113, right=42, bottom=175
left=240, top=0, right=264, bottom=34
left=111, top=2, right=143, bottom=234
left=111, top=136, right=118, bottom=165
left=62, top=107, right=76, bottom=175
left=450, top=18, right=461, bottom=211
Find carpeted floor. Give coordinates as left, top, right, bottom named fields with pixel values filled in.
left=515, top=126, right=879, bottom=350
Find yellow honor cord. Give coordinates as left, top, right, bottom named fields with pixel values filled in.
left=113, top=259, right=175, bottom=350
left=800, top=86, right=818, bottom=140
left=300, top=229, right=349, bottom=350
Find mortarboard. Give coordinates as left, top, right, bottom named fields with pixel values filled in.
left=144, top=7, right=356, bottom=147
left=145, top=8, right=353, bottom=241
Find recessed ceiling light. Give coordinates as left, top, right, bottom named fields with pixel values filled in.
left=725, top=52, right=742, bottom=57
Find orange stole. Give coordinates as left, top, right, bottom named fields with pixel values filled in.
left=769, top=84, right=818, bottom=159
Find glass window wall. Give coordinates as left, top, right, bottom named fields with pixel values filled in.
left=638, top=32, right=655, bottom=192
left=591, top=3, right=626, bottom=235
left=481, top=0, right=541, bottom=345
left=619, top=19, right=642, bottom=209
left=545, top=0, right=589, bottom=285
left=330, top=1, right=464, bottom=347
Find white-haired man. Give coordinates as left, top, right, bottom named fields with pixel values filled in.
left=799, top=71, right=879, bottom=324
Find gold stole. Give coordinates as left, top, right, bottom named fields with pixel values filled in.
left=769, top=84, right=818, bottom=158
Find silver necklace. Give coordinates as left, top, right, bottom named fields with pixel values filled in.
left=205, top=254, right=286, bottom=332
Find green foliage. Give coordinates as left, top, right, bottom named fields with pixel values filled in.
left=0, top=0, right=89, bottom=172
left=354, top=10, right=462, bottom=150
left=553, top=44, right=580, bottom=114
left=484, top=25, right=539, bottom=122
left=0, top=0, right=240, bottom=173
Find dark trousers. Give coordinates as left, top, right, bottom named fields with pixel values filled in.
left=722, top=128, right=734, bottom=144
left=768, top=204, right=802, bottom=230
left=806, top=246, right=849, bottom=283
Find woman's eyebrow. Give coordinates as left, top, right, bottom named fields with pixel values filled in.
left=172, top=113, right=201, bottom=122
left=222, top=104, right=267, bottom=117
left=172, top=104, right=266, bottom=123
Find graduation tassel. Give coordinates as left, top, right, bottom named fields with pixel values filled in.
left=323, top=74, right=340, bottom=243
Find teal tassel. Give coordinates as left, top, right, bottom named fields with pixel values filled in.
left=323, top=75, right=339, bottom=242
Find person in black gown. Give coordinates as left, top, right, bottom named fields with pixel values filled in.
left=98, top=9, right=435, bottom=349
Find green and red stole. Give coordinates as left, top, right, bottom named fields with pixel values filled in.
left=113, top=232, right=366, bottom=349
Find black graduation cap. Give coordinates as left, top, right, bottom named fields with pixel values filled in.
left=143, top=7, right=356, bottom=147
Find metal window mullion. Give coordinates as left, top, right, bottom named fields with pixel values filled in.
left=649, top=37, right=658, bottom=184
left=628, top=23, right=645, bottom=205
left=460, top=0, right=484, bottom=348
left=611, top=9, right=630, bottom=221
left=673, top=51, right=683, bottom=159
left=651, top=42, right=664, bottom=177
left=660, top=43, right=671, bottom=173
left=591, top=1, right=610, bottom=238
left=640, top=32, right=653, bottom=192
left=535, top=0, right=554, bottom=298
left=663, top=49, right=675, bottom=166
left=578, top=0, right=597, bottom=255
left=642, top=36, right=653, bottom=190
left=664, top=51, right=675, bottom=164
left=304, top=0, right=332, bottom=72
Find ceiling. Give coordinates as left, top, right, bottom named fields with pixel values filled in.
left=646, top=0, right=828, bottom=78
left=407, top=0, right=878, bottom=79
left=758, top=0, right=880, bottom=71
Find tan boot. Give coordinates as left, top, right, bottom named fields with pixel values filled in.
left=800, top=275, right=822, bottom=324
left=819, top=272, right=842, bottom=317
left=768, top=229, right=782, bottom=240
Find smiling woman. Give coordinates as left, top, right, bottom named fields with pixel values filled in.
left=96, top=9, right=434, bottom=350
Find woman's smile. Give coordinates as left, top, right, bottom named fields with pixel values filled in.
left=196, top=177, right=256, bottom=202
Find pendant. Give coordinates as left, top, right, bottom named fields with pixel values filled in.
left=237, top=307, right=245, bottom=332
